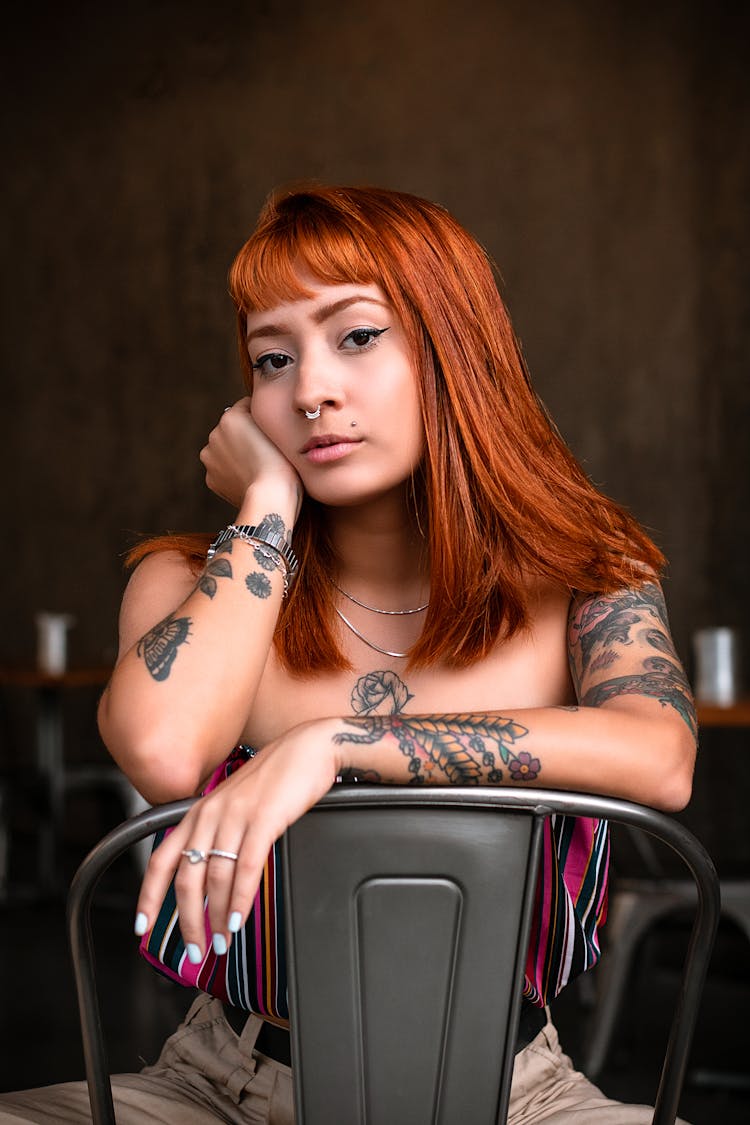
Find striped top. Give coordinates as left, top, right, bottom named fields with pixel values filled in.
left=140, top=746, right=609, bottom=1017
left=523, top=813, right=609, bottom=1006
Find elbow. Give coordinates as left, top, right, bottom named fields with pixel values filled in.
left=133, top=759, right=204, bottom=806
left=99, top=694, right=207, bottom=803
left=100, top=723, right=205, bottom=806
left=652, top=775, right=693, bottom=814
left=643, top=722, right=696, bottom=813
left=115, top=736, right=205, bottom=805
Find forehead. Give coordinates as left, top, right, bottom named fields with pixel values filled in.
left=244, top=278, right=391, bottom=332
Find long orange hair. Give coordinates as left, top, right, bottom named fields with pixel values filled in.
left=132, top=184, right=664, bottom=672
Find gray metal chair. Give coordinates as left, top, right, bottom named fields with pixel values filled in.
left=68, top=787, right=720, bottom=1125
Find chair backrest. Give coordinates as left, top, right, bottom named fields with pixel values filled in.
left=284, top=794, right=543, bottom=1125
left=67, top=787, right=720, bottom=1125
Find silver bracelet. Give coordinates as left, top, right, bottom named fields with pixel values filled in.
left=207, top=523, right=299, bottom=596
left=233, top=530, right=291, bottom=597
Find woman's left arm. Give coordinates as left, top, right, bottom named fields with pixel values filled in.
left=332, top=578, right=697, bottom=812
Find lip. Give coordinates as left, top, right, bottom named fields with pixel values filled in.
left=300, top=433, right=362, bottom=461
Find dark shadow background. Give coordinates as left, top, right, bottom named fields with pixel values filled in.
left=0, top=0, right=748, bottom=1115
left=1, top=0, right=748, bottom=670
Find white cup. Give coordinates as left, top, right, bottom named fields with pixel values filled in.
left=692, top=627, right=741, bottom=706
left=35, top=613, right=76, bottom=675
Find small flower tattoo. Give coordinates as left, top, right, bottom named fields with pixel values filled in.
left=508, top=751, right=541, bottom=782
left=245, top=572, right=272, bottom=599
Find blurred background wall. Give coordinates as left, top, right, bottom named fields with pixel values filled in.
left=1, top=0, right=747, bottom=684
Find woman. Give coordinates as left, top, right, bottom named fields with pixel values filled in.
left=0, top=185, right=696, bottom=1123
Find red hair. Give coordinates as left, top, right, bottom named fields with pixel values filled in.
left=134, top=184, right=664, bottom=672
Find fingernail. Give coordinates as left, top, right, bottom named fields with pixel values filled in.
left=212, top=932, right=228, bottom=956
left=228, top=911, right=242, bottom=933
left=186, top=943, right=203, bottom=965
left=134, top=912, right=149, bottom=936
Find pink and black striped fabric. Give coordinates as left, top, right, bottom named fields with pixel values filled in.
left=523, top=814, right=609, bottom=1006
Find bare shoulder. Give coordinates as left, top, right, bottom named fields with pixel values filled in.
left=117, top=549, right=199, bottom=662
left=527, top=573, right=572, bottom=608
left=522, top=574, right=573, bottom=631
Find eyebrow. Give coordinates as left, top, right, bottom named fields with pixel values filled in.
left=246, top=295, right=389, bottom=343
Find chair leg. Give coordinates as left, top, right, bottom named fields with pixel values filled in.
left=584, top=888, right=685, bottom=1077
left=687, top=880, right=750, bottom=1093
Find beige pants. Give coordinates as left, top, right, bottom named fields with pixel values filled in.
left=0, top=993, right=688, bottom=1123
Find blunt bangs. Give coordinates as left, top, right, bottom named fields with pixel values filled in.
left=228, top=192, right=384, bottom=315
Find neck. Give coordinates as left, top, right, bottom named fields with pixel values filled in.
left=323, top=489, right=429, bottom=604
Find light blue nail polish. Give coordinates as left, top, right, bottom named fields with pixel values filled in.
left=212, top=932, right=228, bottom=956
left=228, top=911, right=242, bottom=933
left=186, top=943, right=203, bottom=965
left=134, top=912, right=149, bottom=937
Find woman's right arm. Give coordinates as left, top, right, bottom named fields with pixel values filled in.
left=98, top=404, right=300, bottom=804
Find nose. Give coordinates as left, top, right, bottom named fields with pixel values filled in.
left=292, top=346, right=343, bottom=418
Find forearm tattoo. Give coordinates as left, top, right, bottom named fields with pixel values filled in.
left=244, top=512, right=287, bottom=600
left=245, top=572, right=272, bottom=598
left=568, top=582, right=696, bottom=737
left=334, top=713, right=533, bottom=785
left=196, top=555, right=233, bottom=599
left=255, top=512, right=290, bottom=541
left=136, top=613, right=191, bottom=681
left=134, top=514, right=290, bottom=681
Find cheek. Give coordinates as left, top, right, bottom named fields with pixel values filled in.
left=393, top=378, right=424, bottom=460
left=250, top=392, right=285, bottom=443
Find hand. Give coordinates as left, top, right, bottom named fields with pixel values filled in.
left=134, top=718, right=340, bottom=960
left=200, top=398, right=302, bottom=514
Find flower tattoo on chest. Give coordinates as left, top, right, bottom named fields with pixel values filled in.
left=350, top=670, right=414, bottom=716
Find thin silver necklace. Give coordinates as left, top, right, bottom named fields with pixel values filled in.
left=332, top=580, right=429, bottom=616
left=334, top=607, right=411, bottom=659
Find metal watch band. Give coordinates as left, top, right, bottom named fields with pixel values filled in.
left=207, top=524, right=299, bottom=578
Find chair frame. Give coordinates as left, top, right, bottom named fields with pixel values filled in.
left=584, top=827, right=750, bottom=1078
left=67, top=787, right=720, bottom=1125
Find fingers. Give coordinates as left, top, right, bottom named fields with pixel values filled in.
left=203, top=839, right=247, bottom=954
left=224, top=851, right=269, bottom=938
left=199, top=399, right=293, bottom=508
left=135, top=728, right=334, bottom=962
left=135, top=818, right=195, bottom=943
left=135, top=795, right=270, bottom=963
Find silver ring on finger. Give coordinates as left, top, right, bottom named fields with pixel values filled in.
left=181, top=848, right=208, bottom=864
left=208, top=849, right=239, bottom=861
left=223, top=406, right=232, bottom=413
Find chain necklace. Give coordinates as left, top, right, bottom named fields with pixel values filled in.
left=332, top=580, right=429, bottom=615
left=332, top=581, right=428, bottom=659
left=334, top=607, right=411, bottom=659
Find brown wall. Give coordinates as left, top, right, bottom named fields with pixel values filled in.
left=2, top=0, right=748, bottom=685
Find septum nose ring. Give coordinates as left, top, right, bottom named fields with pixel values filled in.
left=304, top=406, right=321, bottom=420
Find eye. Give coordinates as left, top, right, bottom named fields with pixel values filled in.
left=341, top=327, right=389, bottom=352
left=251, top=351, right=293, bottom=379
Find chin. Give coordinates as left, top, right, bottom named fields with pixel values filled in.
left=304, top=481, right=412, bottom=511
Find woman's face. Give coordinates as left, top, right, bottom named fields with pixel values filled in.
left=246, top=277, right=424, bottom=509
